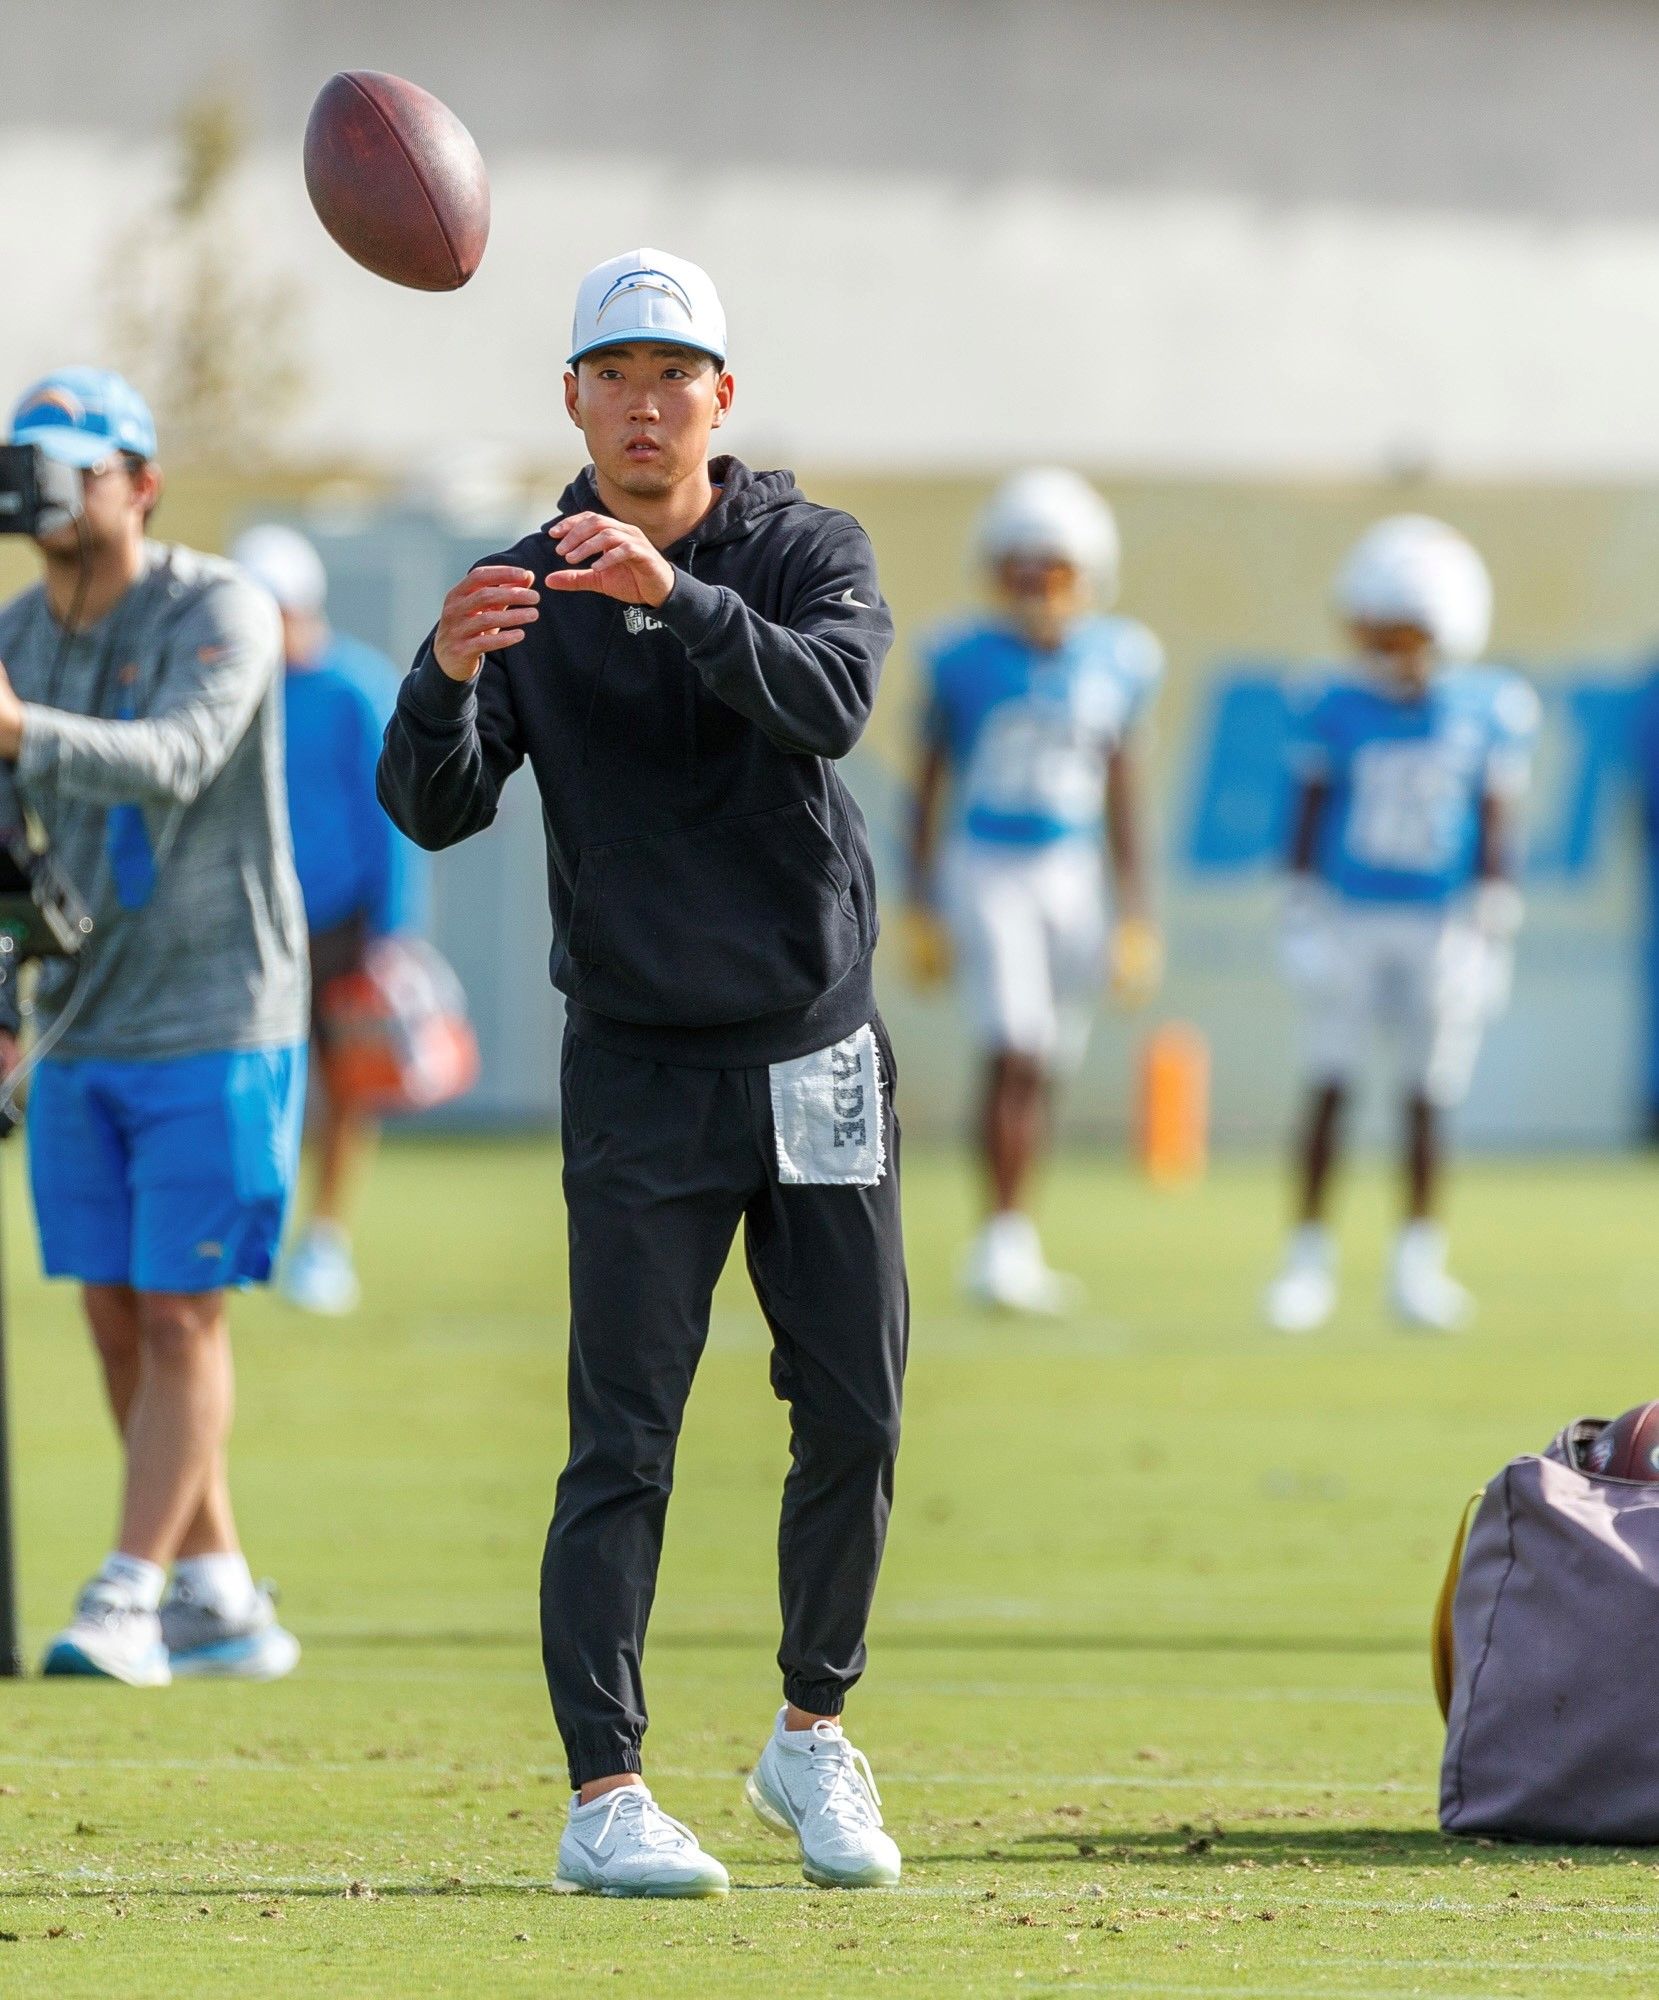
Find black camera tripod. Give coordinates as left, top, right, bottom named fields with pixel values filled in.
left=0, top=834, right=96, bottom=1679
left=0, top=1104, right=22, bottom=1676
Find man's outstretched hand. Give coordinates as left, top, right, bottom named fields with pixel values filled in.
left=433, top=567, right=541, bottom=683
left=545, top=514, right=675, bottom=609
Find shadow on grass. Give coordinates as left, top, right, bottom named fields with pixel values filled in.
left=0, top=1879, right=819, bottom=1904
left=315, top=1628, right=1422, bottom=1657
left=930, top=1825, right=1630, bottom=1869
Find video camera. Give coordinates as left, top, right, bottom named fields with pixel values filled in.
left=0, top=817, right=93, bottom=1139
left=0, top=444, right=83, bottom=539
left=0, top=828, right=92, bottom=983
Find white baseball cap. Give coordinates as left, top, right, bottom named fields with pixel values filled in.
left=231, top=523, right=328, bottom=615
left=1334, top=514, right=1491, bottom=661
left=976, top=468, right=1120, bottom=598
left=568, top=249, right=727, bottom=367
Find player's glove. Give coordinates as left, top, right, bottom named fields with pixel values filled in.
left=1108, top=914, right=1165, bottom=1010
left=898, top=902, right=953, bottom=989
left=1468, top=878, right=1525, bottom=1018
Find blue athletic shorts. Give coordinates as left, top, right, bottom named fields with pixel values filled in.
left=26, top=1045, right=306, bottom=1294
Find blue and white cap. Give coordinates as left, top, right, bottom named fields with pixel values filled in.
left=9, top=367, right=157, bottom=468
left=568, top=249, right=726, bottom=367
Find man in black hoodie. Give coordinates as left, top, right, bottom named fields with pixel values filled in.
left=379, top=250, right=906, bottom=1897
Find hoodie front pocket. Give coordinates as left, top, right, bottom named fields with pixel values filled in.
left=567, top=800, right=865, bottom=1028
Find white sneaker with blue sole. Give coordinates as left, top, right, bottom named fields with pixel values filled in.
left=746, top=1710, right=902, bottom=1888
left=553, top=1784, right=730, bottom=1898
left=41, top=1580, right=171, bottom=1686
left=280, top=1223, right=361, bottom=1316
left=160, top=1581, right=301, bottom=1680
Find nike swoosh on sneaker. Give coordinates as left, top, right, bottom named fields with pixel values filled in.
left=564, top=1832, right=612, bottom=1869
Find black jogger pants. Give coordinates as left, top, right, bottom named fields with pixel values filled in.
left=542, top=1017, right=908, bottom=1789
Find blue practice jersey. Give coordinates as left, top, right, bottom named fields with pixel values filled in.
left=285, top=633, right=428, bottom=937
left=1292, top=665, right=1540, bottom=906
left=922, top=615, right=1163, bottom=847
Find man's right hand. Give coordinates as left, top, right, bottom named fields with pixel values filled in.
left=433, top=567, right=541, bottom=683
left=0, top=1030, right=19, bottom=1084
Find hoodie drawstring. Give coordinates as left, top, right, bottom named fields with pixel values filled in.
left=580, top=608, right=622, bottom=768
left=683, top=543, right=700, bottom=776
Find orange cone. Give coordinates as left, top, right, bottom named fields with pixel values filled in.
left=1137, top=1022, right=1210, bottom=1185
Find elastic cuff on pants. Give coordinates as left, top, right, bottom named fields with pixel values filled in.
left=782, top=1674, right=852, bottom=1717
left=566, top=1737, right=644, bottom=1790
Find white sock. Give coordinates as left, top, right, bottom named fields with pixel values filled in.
left=1395, top=1221, right=1446, bottom=1272
left=172, top=1552, right=258, bottom=1618
left=569, top=1781, right=646, bottom=1818
left=98, top=1553, right=166, bottom=1613
left=1287, top=1223, right=1333, bottom=1270
left=778, top=1709, right=839, bottom=1744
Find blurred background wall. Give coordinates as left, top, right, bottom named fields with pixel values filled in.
left=4, top=0, right=1659, bottom=1142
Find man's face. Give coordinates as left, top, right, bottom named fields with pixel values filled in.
left=33, top=454, right=159, bottom=559
left=563, top=345, right=733, bottom=498
left=280, top=608, right=328, bottom=669
left=1350, top=618, right=1436, bottom=695
left=995, top=555, right=1089, bottom=646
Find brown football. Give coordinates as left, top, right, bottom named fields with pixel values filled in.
left=1585, top=1402, right=1659, bottom=1481
left=303, top=71, right=489, bottom=291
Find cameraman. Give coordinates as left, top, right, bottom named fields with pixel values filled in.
left=0, top=370, right=308, bottom=1684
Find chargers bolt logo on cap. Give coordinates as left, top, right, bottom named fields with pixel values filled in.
left=9, top=367, right=158, bottom=469
left=568, top=248, right=727, bottom=367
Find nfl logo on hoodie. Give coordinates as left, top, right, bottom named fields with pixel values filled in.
left=624, top=605, right=664, bottom=636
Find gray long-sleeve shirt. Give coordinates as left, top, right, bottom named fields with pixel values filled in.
left=0, top=540, right=308, bottom=1059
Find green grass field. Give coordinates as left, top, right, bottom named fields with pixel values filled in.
left=2, top=1138, right=1658, bottom=1997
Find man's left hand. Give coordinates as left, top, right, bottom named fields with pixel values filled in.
left=0, top=658, right=24, bottom=761
left=544, top=515, right=676, bottom=608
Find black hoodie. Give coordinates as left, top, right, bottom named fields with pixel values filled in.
left=377, top=457, right=895, bottom=1068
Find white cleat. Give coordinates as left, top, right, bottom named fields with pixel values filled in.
left=1263, top=1225, right=1337, bottom=1335
left=553, top=1784, right=730, bottom=1899
left=962, top=1213, right=1080, bottom=1318
left=1390, top=1224, right=1473, bottom=1333
left=41, top=1581, right=172, bottom=1686
left=746, top=1710, right=902, bottom=1889
left=280, top=1223, right=362, bottom=1316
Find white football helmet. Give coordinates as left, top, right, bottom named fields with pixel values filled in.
left=232, top=523, right=328, bottom=616
left=1334, top=515, right=1492, bottom=662
left=976, top=468, right=1119, bottom=600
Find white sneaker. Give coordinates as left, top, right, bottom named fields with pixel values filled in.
left=1390, top=1223, right=1472, bottom=1333
left=1263, top=1225, right=1337, bottom=1334
left=962, top=1213, right=1079, bottom=1317
left=553, top=1784, right=730, bottom=1899
left=41, top=1580, right=172, bottom=1686
left=746, top=1710, right=902, bottom=1888
left=161, top=1581, right=301, bottom=1681
left=280, top=1223, right=361, bottom=1316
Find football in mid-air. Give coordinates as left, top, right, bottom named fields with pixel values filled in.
left=303, top=70, right=489, bottom=291
left=1585, top=1402, right=1659, bottom=1481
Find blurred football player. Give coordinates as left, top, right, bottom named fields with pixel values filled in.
left=231, top=525, right=427, bottom=1316
left=905, top=469, right=1164, bottom=1313
left=1265, top=515, right=1538, bottom=1335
